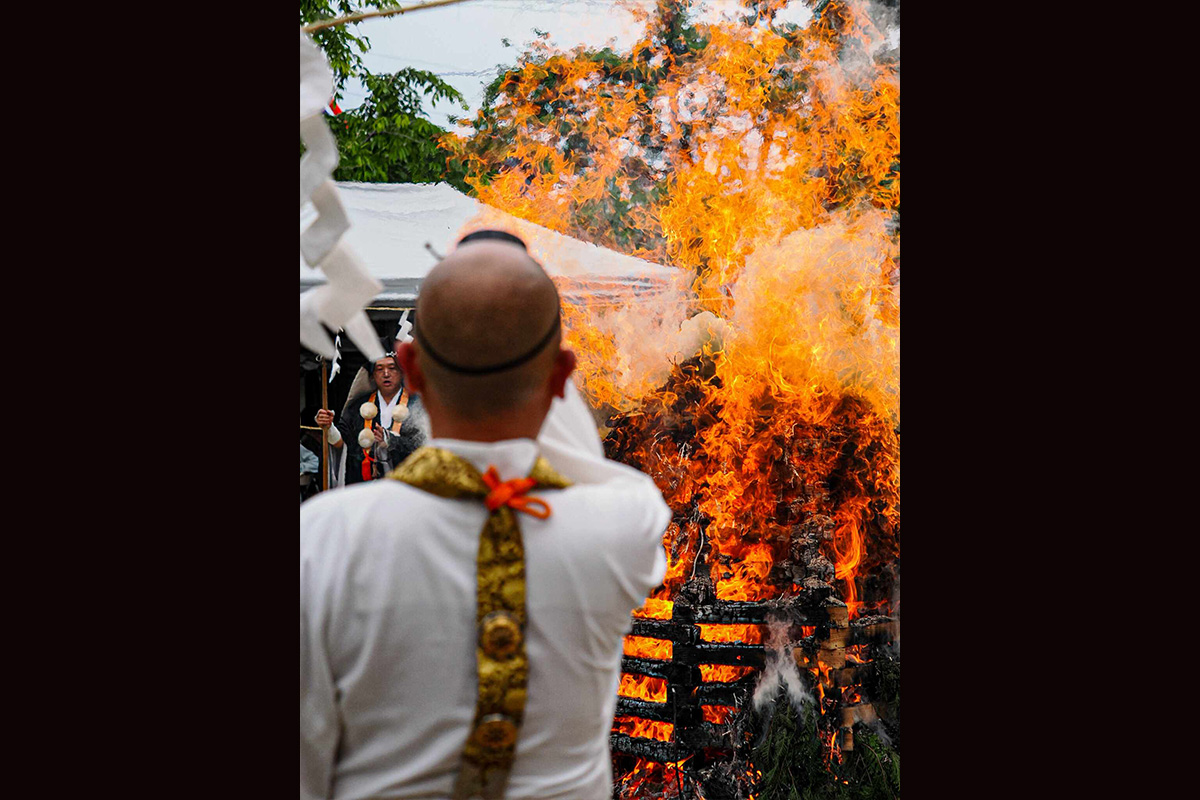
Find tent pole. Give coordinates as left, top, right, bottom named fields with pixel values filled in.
left=321, top=360, right=330, bottom=492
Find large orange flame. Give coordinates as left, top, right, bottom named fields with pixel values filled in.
left=447, top=0, right=899, bottom=789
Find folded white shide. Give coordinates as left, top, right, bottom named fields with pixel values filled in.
left=299, top=29, right=384, bottom=362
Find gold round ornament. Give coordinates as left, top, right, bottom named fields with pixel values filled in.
left=473, top=714, right=518, bottom=749
left=479, top=611, right=522, bottom=659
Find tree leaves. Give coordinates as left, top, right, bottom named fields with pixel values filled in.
left=300, top=0, right=391, bottom=96
left=329, top=68, right=469, bottom=189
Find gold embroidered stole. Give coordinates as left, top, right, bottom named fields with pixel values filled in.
left=388, top=446, right=571, bottom=800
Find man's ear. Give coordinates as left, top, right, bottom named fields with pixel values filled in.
left=395, top=342, right=426, bottom=396
left=548, top=348, right=577, bottom=399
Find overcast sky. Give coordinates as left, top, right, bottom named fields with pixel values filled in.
left=338, top=0, right=815, bottom=127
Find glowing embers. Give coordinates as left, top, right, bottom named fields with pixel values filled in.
left=613, top=759, right=692, bottom=799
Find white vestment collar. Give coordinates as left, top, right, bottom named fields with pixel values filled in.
left=378, top=387, right=402, bottom=427
left=425, top=437, right=540, bottom=483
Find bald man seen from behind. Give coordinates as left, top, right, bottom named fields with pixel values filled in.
left=300, top=234, right=671, bottom=800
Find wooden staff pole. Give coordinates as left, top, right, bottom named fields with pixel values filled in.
left=302, top=0, right=476, bottom=34
left=321, top=360, right=331, bottom=492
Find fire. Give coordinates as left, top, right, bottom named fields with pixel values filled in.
left=613, top=716, right=674, bottom=741
left=447, top=0, right=899, bottom=791
left=700, top=664, right=756, bottom=682
left=698, top=624, right=762, bottom=644
left=623, top=635, right=673, bottom=660
left=632, top=597, right=674, bottom=619
left=701, top=704, right=739, bottom=725
left=619, top=673, right=668, bottom=703
left=449, top=0, right=898, bottom=617
left=614, top=759, right=692, bottom=798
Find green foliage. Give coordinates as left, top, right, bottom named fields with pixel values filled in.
left=751, top=692, right=901, bottom=800
left=330, top=69, right=470, bottom=188
left=302, top=3, right=471, bottom=187
left=654, top=0, right=699, bottom=55
left=863, top=652, right=900, bottom=711
left=300, top=1, right=390, bottom=96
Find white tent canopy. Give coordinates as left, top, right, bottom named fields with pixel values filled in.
left=300, top=182, right=678, bottom=298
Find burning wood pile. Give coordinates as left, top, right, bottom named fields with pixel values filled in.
left=446, top=1, right=900, bottom=795
left=600, top=352, right=898, bottom=797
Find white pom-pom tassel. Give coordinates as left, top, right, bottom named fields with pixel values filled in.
left=360, top=402, right=378, bottom=420
left=392, top=405, right=409, bottom=425
left=357, top=429, right=375, bottom=448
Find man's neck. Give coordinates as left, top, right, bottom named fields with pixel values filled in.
left=379, top=388, right=399, bottom=405
left=429, top=418, right=543, bottom=442
left=424, top=401, right=549, bottom=443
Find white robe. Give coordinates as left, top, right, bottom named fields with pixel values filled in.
left=300, top=382, right=670, bottom=799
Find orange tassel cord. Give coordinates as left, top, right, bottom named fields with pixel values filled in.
left=482, top=466, right=552, bottom=519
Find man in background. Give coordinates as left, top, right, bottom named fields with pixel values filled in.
left=314, top=347, right=426, bottom=485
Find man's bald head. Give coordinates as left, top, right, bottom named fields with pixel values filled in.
left=400, top=240, right=575, bottom=427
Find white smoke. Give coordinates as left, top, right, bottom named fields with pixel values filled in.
left=727, top=207, right=900, bottom=420
left=569, top=268, right=736, bottom=410
left=606, top=305, right=731, bottom=403
left=821, top=0, right=901, bottom=98
left=752, top=618, right=813, bottom=713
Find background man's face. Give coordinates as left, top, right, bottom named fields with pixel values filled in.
left=373, top=357, right=402, bottom=396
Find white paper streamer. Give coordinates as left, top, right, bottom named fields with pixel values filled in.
left=299, top=117, right=340, bottom=209
left=299, top=28, right=383, bottom=362
left=299, top=32, right=333, bottom=121
left=396, top=309, right=413, bottom=344
left=299, top=289, right=336, bottom=357
left=301, top=180, right=351, bottom=266
left=312, top=241, right=380, bottom=328
left=341, top=310, right=381, bottom=362
left=329, top=333, right=342, bottom=382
